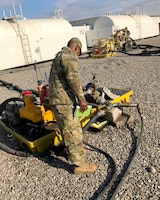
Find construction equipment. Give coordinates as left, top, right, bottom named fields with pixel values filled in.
left=112, top=27, right=137, bottom=51
left=91, top=28, right=137, bottom=58
left=0, top=74, right=133, bottom=155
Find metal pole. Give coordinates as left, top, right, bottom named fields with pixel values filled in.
left=2, top=9, right=6, bottom=19
left=9, top=10, right=12, bottom=17
left=12, top=3, right=16, bottom=16
left=19, top=3, right=24, bottom=19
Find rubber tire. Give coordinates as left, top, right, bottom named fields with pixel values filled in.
left=124, top=41, right=133, bottom=52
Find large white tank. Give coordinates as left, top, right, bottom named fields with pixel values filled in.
left=131, top=15, right=159, bottom=38
left=86, top=15, right=159, bottom=47
left=93, top=15, right=135, bottom=29
left=0, top=18, right=87, bottom=70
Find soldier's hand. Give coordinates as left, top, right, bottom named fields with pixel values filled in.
left=80, top=100, right=88, bottom=112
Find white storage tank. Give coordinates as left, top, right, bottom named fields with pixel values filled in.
left=131, top=15, right=159, bottom=38
left=93, top=15, right=135, bottom=29
left=0, top=18, right=87, bottom=70
left=151, top=16, right=160, bottom=33
left=86, top=15, right=159, bottom=47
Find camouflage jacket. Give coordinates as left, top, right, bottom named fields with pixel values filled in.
left=49, top=47, right=86, bottom=105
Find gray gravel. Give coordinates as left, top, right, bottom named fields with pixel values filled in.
left=0, top=36, right=160, bottom=200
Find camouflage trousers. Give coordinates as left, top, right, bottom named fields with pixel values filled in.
left=51, top=104, right=86, bottom=166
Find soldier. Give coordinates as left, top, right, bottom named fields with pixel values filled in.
left=49, top=37, right=98, bottom=174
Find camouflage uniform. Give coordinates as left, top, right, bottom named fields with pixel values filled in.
left=49, top=46, right=86, bottom=166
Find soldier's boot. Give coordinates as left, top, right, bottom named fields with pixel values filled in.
left=74, top=163, right=98, bottom=174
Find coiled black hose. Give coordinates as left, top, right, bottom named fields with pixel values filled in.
left=102, top=104, right=144, bottom=200
left=120, top=44, right=160, bottom=56
left=109, top=104, right=143, bottom=200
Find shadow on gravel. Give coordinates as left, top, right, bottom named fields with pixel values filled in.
left=0, top=126, right=73, bottom=174
left=38, top=143, right=117, bottom=199
left=37, top=154, right=74, bottom=174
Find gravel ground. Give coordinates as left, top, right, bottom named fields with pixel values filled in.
left=0, top=36, right=160, bottom=200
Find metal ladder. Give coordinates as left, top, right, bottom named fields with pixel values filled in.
left=3, top=4, right=33, bottom=65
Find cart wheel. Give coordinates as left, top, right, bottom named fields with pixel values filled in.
left=124, top=41, right=133, bottom=52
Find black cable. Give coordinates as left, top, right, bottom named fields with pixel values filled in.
left=82, top=109, right=106, bottom=133
left=107, top=104, right=144, bottom=200
left=0, top=141, right=33, bottom=157
left=119, top=44, right=160, bottom=56
left=84, top=141, right=116, bottom=200
left=83, top=103, right=143, bottom=200
left=81, top=109, right=116, bottom=199
left=0, top=80, right=39, bottom=97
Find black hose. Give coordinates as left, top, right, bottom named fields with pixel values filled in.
left=138, top=44, right=160, bottom=49
left=120, top=44, right=160, bottom=56
left=0, top=80, right=39, bottom=97
left=82, top=109, right=106, bottom=133
left=85, top=141, right=116, bottom=200
left=0, top=141, right=51, bottom=157
left=81, top=107, right=116, bottom=199
left=84, top=103, right=143, bottom=200
left=107, top=104, right=144, bottom=200
left=0, top=97, right=24, bottom=115
left=0, top=141, right=32, bottom=157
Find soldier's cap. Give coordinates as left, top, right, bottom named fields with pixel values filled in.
left=68, top=37, right=82, bottom=49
